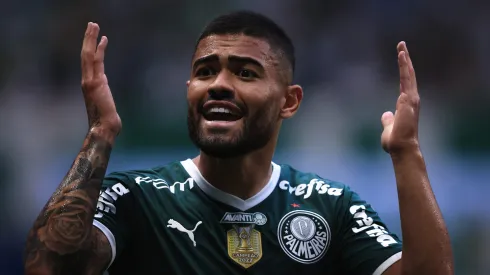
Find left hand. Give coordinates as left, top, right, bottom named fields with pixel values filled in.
left=381, top=42, right=421, bottom=155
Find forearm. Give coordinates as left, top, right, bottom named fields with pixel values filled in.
left=24, top=129, right=114, bottom=274
left=392, top=149, right=453, bottom=274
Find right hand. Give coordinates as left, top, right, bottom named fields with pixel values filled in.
left=81, top=22, right=122, bottom=136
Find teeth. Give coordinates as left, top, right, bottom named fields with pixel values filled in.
left=209, top=107, right=232, bottom=114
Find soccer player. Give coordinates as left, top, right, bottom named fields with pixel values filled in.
left=24, top=11, right=453, bottom=275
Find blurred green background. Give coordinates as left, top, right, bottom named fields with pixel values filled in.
left=0, top=1, right=489, bottom=274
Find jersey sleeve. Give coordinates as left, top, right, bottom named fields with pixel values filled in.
left=92, top=172, right=134, bottom=268
left=339, top=186, right=402, bottom=275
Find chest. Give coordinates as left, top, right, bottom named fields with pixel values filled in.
left=133, top=190, right=342, bottom=274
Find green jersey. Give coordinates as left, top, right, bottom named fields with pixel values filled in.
left=94, top=159, right=402, bottom=275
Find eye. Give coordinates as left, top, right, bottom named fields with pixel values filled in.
left=195, top=67, right=216, bottom=78
left=237, top=69, right=258, bottom=79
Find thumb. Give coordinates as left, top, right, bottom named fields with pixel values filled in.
left=381, top=111, right=395, bottom=129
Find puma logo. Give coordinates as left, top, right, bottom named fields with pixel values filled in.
left=167, top=219, right=202, bottom=247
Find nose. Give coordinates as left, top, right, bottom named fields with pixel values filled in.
left=208, top=71, right=234, bottom=100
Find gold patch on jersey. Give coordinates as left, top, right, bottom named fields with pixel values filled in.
left=227, top=224, right=262, bottom=268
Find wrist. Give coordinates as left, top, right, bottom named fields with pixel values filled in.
left=390, top=147, right=423, bottom=163
left=88, top=127, right=118, bottom=146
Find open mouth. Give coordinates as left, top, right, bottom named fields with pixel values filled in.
left=203, top=107, right=242, bottom=121
left=201, top=101, right=244, bottom=122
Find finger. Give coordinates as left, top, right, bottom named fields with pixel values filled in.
left=397, top=41, right=417, bottom=90
left=81, top=22, right=100, bottom=80
left=94, top=36, right=108, bottom=76
left=381, top=111, right=394, bottom=128
left=398, top=50, right=411, bottom=93
left=81, top=22, right=93, bottom=80
left=397, top=42, right=413, bottom=69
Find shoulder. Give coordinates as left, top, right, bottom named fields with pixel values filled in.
left=277, top=163, right=356, bottom=202
left=102, top=160, right=196, bottom=199
left=104, top=160, right=184, bottom=188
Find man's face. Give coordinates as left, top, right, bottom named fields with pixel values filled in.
left=187, top=34, right=285, bottom=158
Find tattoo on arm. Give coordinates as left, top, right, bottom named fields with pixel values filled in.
left=24, top=132, right=113, bottom=274
left=86, top=103, right=102, bottom=129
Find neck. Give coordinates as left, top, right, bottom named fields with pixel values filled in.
left=193, top=141, right=276, bottom=200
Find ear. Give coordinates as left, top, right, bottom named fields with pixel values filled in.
left=280, top=84, right=303, bottom=119
left=186, top=80, right=190, bottom=87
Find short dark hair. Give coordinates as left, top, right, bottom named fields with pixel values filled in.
left=196, top=11, right=295, bottom=79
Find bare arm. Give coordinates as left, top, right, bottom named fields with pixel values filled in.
left=383, top=151, right=453, bottom=275
left=24, top=22, right=122, bottom=275
left=380, top=42, right=453, bottom=274
left=24, top=132, right=113, bottom=274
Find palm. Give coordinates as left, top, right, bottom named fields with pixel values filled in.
left=381, top=42, right=420, bottom=154
left=81, top=22, right=121, bottom=134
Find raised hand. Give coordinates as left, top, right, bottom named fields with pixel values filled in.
left=81, top=22, right=121, bottom=135
left=381, top=42, right=420, bottom=155
left=24, top=22, right=118, bottom=275
left=380, top=42, right=454, bottom=274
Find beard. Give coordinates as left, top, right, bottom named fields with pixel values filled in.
left=187, top=105, right=276, bottom=158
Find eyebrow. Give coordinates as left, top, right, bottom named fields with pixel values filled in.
left=192, top=54, right=265, bottom=71
left=228, top=55, right=264, bottom=70
left=192, top=55, right=219, bottom=71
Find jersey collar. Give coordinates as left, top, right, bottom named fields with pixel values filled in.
left=180, top=159, right=281, bottom=211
